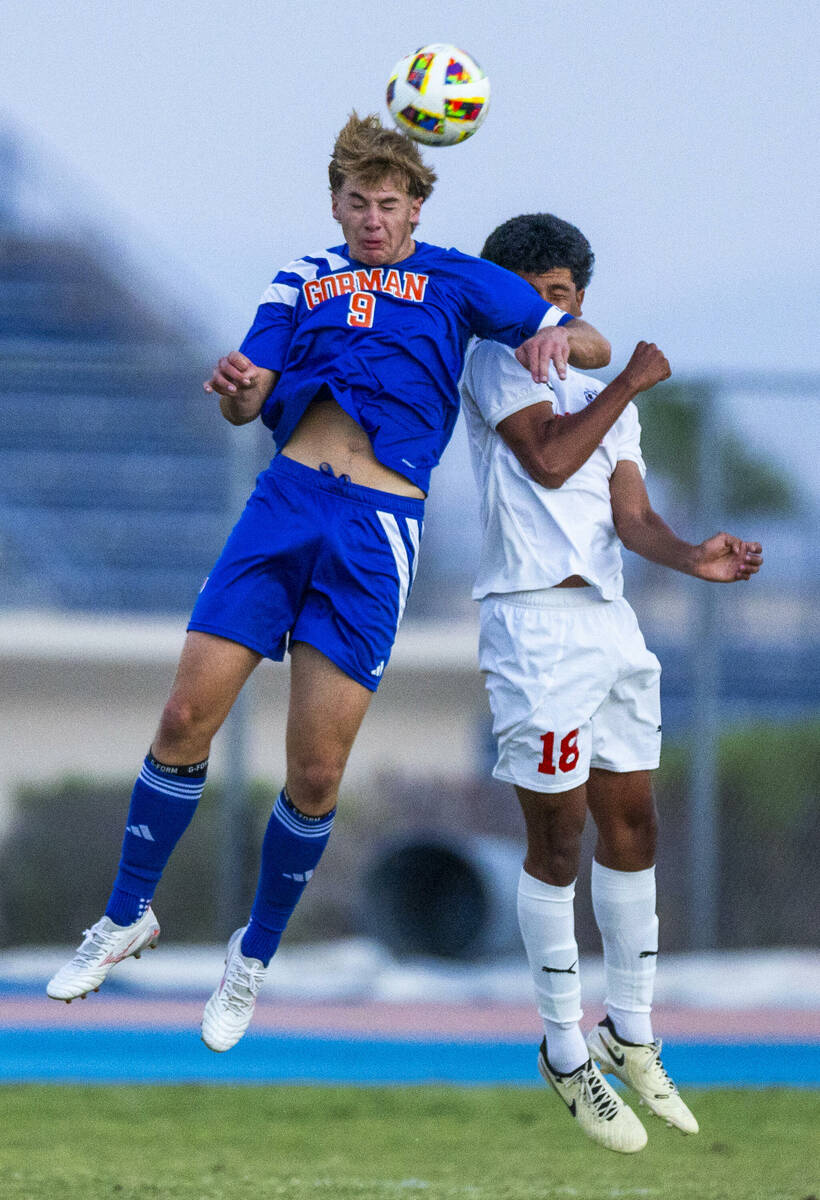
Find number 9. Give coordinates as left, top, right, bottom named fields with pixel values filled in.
left=347, top=292, right=375, bottom=328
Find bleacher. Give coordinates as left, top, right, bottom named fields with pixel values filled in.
left=0, top=231, right=234, bottom=613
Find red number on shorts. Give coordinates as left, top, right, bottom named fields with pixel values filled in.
left=538, top=731, right=556, bottom=775
left=347, top=292, right=375, bottom=327
left=538, top=729, right=579, bottom=775
left=558, top=729, right=580, bottom=772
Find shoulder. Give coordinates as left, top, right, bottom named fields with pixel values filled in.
left=412, top=243, right=478, bottom=273
left=465, top=338, right=522, bottom=380
left=417, top=243, right=504, bottom=278
left=462, top=338, right=546, bottom=425
left=272, top=246, right=351, bottom=282
left=562, top=365, right=607, bottom=401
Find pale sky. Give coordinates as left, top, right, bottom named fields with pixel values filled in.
left=4, top=0, right=818, bottom=375
left=3, top=0, right=818, bottom=586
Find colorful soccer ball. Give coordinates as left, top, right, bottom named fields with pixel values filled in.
left=386, top=44, right=490, bottom=147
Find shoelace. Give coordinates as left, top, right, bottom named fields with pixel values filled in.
left=220, top=956, right=266, bottom=1017
left=73, top=924, right=122, bottom=966
left=641, top=1039, right=677, bottom=1094
left=576, top=1064, right=621, bottom=1121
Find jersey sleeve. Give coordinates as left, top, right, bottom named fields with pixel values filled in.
left=238, top=264, right=302, bottom=371
left=463, top=340, right=553, bottom=429
left=458, top=254, right=574, bottom=346
left=615, top=401, right=647, bottom=477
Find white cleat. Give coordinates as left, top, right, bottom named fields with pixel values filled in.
left=201, top=927, right=267, bottom=1052
left=46, top=908, right=160, bottom=1001
left=537, top=1040, right=648, bottom=1154
left=586, top=1017, right=699, bottom=1135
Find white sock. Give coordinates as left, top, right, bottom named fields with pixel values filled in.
left=517, top=868, right=587, bottom=1074
left=591, top=859, right=658, bottom=1045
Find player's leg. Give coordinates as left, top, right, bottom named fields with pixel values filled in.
left=201, top=640, right=374, bottom=1050
left=152, top=631, right=262, bottom=763
left=479, top=591, right=607, bottom=1074
left=480, top=590, right=648, bottom=1150
left=47, top=633, right=260, bottom=1002
left=582, top=622, right=698, bottom=1133
left=519, top=781, right=647, bottom=1152
left=581, top=600, right=663, bottom=1042
left=202, top=463, right=423, bottom=1048
left=244, top=639, right=373, bottom=956
left=516, top=782, right=588, bottom=1072
left=105, top=631, right=261, bottom=923
left=586, top=768, right=658, bottom=1045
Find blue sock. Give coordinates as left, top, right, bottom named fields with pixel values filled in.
left=105, top=752, right=208, bottom=925
left=241, top=789, right=335, bottom=965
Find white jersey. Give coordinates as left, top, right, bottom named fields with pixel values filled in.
left=460, top=340, right=646, bottom=600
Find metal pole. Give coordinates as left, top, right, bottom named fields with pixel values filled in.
left=216, top=422, right=258, bottom=936
left=689, top=384, right=721, bottom=949
left=218, top=683, right=253, bottom=935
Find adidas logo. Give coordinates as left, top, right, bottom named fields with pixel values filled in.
left=282, top=869, right=314, bottom=883
left=127, top=824, right=155, bottom=841
left=370, top=660, right=385, bottom=677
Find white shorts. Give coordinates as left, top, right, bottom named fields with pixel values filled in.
left=479, top=588, right=662, bottom=793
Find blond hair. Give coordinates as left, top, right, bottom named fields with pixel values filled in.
left=328, top=112, right=437, bottom=201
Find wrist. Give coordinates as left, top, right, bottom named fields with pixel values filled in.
left=689, top=542, right=706, bottom=577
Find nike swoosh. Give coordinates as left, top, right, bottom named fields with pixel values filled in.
left=601, top=1036, right=625, bottom=1067
left=568, top=1100, right=577, bottom=1117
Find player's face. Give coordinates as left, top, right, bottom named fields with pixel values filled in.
left=332, top=176, right=422, bottom=266
left=517, top=267, right=584, bottom=318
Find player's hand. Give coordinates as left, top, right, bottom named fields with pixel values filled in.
left=694, top=533, right=764, bottom=582
left=619, top=341, right=671, bottom=394
left=204, top=350, right=259, bottom=396
left=515, top=327, right=571, bottom=383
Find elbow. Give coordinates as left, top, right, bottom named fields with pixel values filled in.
left=518, top=444, right=574, bottom=489
left=613, top=518, right=639, bottom=550
left=567, top=336, right=611, bottom=371
left=219, top=396, right=259, bottom=426
left=571, top=339, right=611, bottom=370
left=527, top=458, right=569, bottom=490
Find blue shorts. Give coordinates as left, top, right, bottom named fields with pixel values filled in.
left=187, top=454, right=425, bottom=691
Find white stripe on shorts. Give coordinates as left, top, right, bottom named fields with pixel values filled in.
left=377, top=511, right=411, bottom=629
left=406, top=517, right=422, bottom=583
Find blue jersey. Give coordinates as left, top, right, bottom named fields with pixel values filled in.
left=240, top=241, right=573, bottom=494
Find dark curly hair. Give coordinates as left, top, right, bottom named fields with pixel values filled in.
left=481, top=213, right=595, bottom=291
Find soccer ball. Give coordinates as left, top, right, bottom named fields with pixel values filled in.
left=386, top=44, right=490, bottom=147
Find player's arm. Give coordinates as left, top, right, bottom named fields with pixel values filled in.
left=515, top=319, right=611, bottom=383
left=610, top=461, right=764, bottom=581
left=204, top=351, right=279, bottom=425
left=498, top=341, right=669, bottom=489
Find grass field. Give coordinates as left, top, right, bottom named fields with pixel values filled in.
left=1, top=1085, right=817, bottom=1199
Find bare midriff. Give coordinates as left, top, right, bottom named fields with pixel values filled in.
left=281, top=395, right=425, bottom=498
left=554, top=575, right=590, bottom=587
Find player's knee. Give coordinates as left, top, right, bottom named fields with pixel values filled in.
left=286, top=756, right=344, bottom=813
left=156, top=694, right=210, bottom=749
left=599, top=802, right=657, bottom=866
left=626, top=801, right=658, bottom=856
left=526, top=826, right=584, bottom=887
